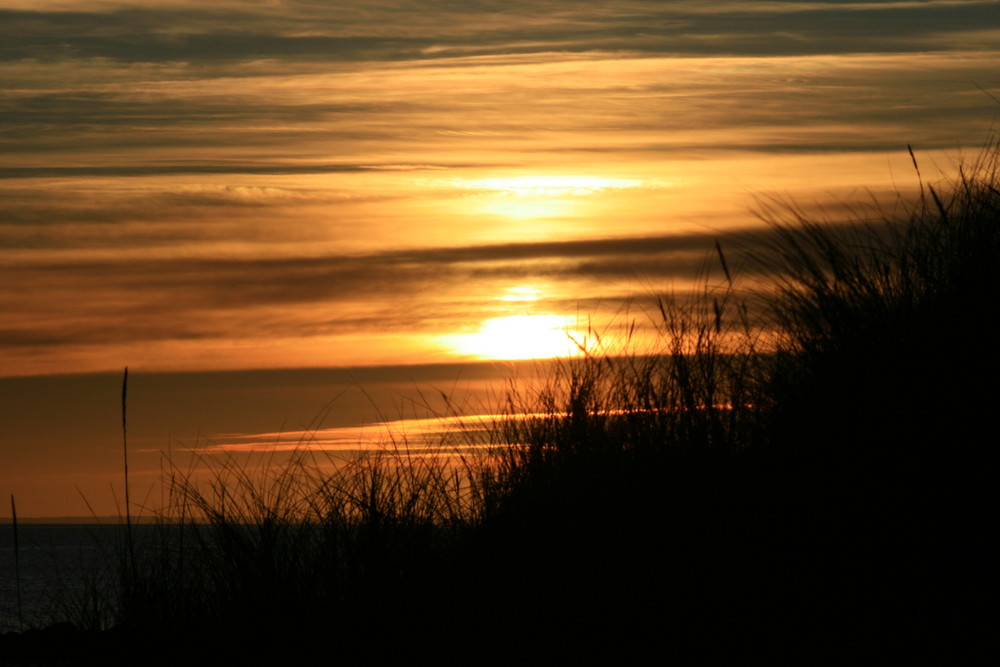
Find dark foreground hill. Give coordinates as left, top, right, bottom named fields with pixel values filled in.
left=4, top=144, right=997, bottom=665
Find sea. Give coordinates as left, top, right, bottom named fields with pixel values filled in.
left=0, top=523, right=124, bottom=634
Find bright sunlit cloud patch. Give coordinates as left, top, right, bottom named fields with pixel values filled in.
left=460, top=176, right=643, bottom=196
left=497, top=286, right=542, bottom=302
left=440, top=314, right=585, bottom=360
left=449, top=175, right=644, bottom=219
left=480, top=199, right=570, bottom=219
left=199, top=414, right=491, bottom=453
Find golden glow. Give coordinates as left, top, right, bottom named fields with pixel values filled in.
left=480, top=198, right=571, bottom=219
left=462, top=176, right=643, bottom=196
left=440, top=314, right=585, bottom=360
left=450, top=175, right=644, bottom=219
left=497, top=286, right=542, bottom=302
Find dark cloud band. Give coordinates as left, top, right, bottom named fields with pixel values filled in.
left=2, top=2, right=998, bottom=65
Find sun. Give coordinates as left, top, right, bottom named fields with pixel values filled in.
left=441, top=314, right=585, bottom=360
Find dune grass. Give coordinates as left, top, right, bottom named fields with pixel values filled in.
left=14, top=140, right=996, bottom=662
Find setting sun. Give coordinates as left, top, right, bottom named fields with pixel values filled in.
left=440, top=314, right=585, bottom=360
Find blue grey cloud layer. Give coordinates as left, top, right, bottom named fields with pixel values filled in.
left=3, top=1, right=998, bottom=62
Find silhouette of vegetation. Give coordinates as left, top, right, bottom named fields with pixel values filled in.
left=4, top=140, right=995, bottom=664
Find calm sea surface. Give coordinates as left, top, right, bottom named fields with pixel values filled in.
left=0, top=524, right=125, bottom=633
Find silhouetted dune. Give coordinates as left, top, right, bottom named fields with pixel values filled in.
left=5, top=141, right=996, bottom=665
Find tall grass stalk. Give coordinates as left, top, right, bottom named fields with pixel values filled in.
left=120, top=367, right=133, bottom=562
left=10, top=494, right=23, bottom=634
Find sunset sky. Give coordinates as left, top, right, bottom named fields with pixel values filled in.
left=3, top=0, right=999, bottom=516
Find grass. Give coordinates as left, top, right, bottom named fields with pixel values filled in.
left=6, top=139, right=996, bottom=663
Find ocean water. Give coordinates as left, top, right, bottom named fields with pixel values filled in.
left=0, top=523, right=122, bottom=633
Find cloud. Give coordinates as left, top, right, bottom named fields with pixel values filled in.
left=0, top=163, right=467, bottom=179
left=2, top=2, right=998, bottom=66
left=0, top=219, right=818, bottom=366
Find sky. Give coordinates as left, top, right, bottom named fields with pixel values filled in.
left=2, top=0, right=999, bottom=516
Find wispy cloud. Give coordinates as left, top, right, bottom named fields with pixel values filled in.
left=0, top=229, right=751, bottom=335
left=3, top=1, right=998, bottom=65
